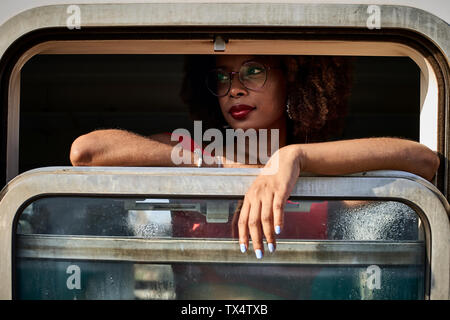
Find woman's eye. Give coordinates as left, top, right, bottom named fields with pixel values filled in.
left=217, top=73, right=229, bottom=82
left=246, top=67, right=264, bottom=76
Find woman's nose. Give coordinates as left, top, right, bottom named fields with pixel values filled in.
left=229, top=75, right=248, bottom=97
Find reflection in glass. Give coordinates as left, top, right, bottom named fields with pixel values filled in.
left=15, top=197, right=424, bottom=300
left=17, top=197, right=420, bottom=241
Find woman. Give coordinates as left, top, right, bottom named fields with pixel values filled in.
left=70, top=54, right=440, bottom=260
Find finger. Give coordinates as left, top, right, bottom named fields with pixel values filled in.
left=261, top=192, right=275, bottom=253
left=273, top=192, right=286, bottom=235
left=248, top=199, right=264, bottom=259
left=238, top=198, right=250, bottom=253
left=231, top=200, right=244, bottom=239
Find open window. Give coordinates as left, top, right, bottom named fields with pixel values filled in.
left=1, top=35, right=448, bottom=196
left=18, top=54, right=422, bottom=170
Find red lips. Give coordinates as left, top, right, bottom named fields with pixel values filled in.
left=229, top=104, right=256, bottom=120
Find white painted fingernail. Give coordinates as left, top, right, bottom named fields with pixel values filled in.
left=240, top=244, right=247, bottom=253
left=275, top=225, right=281, bottom=234
left=255, top=249, right=263, bottom=259
left=268, top=243, right=275, bottom=253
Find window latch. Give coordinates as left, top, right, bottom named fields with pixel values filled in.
left=206, top=201, right=229, bottom=223
left=214, top=36, right=226, bottom=52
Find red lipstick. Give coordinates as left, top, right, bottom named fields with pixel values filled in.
left=229, top=104, right=255, bottom=120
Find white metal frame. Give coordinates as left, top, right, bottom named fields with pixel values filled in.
left=0, top=167, right=448, bottom=299
left=0, top=2, right=448, bottom=300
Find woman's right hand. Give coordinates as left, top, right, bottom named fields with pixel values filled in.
left=234, top=145, right=303, bottom=259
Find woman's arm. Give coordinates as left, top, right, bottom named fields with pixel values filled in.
left=296, top=137, right=440, bottom=181
left=70, top=129, right=261, bottom=168
left=237, top=137, right=440, bottom=259
left=70, top=129, right=187, bottom=167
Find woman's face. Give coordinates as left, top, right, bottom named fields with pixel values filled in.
left=215, top=55, right=287, bottom=131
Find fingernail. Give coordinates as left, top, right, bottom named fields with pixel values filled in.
left=275, top=226, right=281, bottom=235
left=268, top=243, right=275, bottom=253
left=240, top=244, right=247, bottom=253
left=255, top=249, right=263, bottom=259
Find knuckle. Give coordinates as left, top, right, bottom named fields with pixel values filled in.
left=261, top=215, right=272, bottom=224
left=248, top=218, right=260, bottom=228
left=273, top=202, right=284, bottom=211
left=250, top=188, right=261, bottom=198
left=278, top=187, right=288, bottom=197
left=238, top=219, right=247, bottom=228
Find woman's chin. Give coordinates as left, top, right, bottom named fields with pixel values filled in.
left=226, top=113, right=286, bottom=132
left=228, top=122, right=255, bottom=131
left=226, top=117, right=260, bottom=131
left=229, top=122, right=270, bottom=132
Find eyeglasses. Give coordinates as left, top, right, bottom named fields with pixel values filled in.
left=206, top=61, right=272, bottom=97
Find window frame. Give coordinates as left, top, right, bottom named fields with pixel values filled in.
left=16, top=235, right=425, bottom=267
left=0, top=2, right=449, bottom=300
left=0, top=3, right=448, bottom=197
left=0, top=167, right=449, bottom=299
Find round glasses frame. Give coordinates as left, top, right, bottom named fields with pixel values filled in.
left=205, top=61, right=276, bottom=97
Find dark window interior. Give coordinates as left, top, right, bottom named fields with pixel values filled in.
left=19, top=55, right=420, bottom=173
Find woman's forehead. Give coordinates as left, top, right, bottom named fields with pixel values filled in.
left=215, top=55, right=276, bottom=68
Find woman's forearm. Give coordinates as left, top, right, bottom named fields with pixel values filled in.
left=70, top=129, right=186, bottom=167
left=70, top=129, right=263, bottom=168
left=292, top=137, right=440, bottom=181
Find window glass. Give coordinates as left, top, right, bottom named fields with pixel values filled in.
left=18, top=197, right=420, bottom=241
left=15, top=197, right=425, bottom=300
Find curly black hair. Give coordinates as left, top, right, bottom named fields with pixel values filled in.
left=180, top=55, right=353, bottom=144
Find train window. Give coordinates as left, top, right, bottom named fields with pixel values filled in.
left=2, top=35, right=446, bottom=195
left=15, top=196, right=425, bottom=300
left=0, top=2, right=448, bottom=302
left=4, top=38, right=443, bottom=186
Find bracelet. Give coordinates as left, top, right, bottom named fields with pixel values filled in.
left=216, top=156, right=223, bottom=168
left=194, top=149, right=224, bottom=168
left=194, top=148, right=203, bottom=168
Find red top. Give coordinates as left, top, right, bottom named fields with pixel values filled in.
left=172, top=201, right=328, bottom=240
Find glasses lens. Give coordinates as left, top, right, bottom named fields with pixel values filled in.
left=206, top=69, right=230, bottom=96
left=240, top=62, right=267, bottom=90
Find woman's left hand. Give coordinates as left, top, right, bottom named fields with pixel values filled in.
left=237, top=144, right=303, bottom=258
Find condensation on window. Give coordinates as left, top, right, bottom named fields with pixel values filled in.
left=327, top=201, right=419, bottom=240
